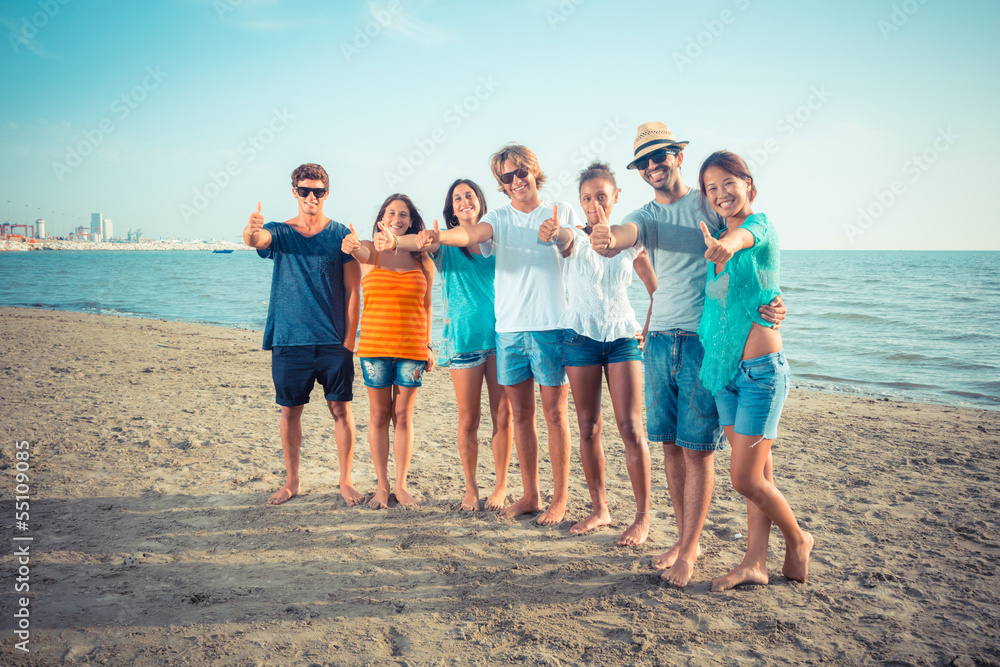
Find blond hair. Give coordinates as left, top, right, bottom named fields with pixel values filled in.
left=488, top=142, right=547, bottom=194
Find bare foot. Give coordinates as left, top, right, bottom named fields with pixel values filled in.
left=484, top=485, right=507, bottom=511
left=535, top=501, right=567, bottom=526
left=267, top=482, right=299, bottom=505
left=368, top=488, right=390, bottom=509
left=339, top=483, right=365, bottom=507
left=499, top=494, right=541, bottom=519
left=712, top=563, right=769, bottom=592
left=460, top=487, right=480, bottom=512
left=570, top=506, right=611, bottom=535
left=782, top=531, right=814, bottom=583
left=617, top=513, right=651, bottom=546
left=394, top=487, right=420, bottom=509
left=661, top=558, right=696, bottom=588
left=651, top=543, right=701, bottom=570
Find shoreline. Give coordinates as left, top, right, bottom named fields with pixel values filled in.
left=0, top=307, right=998, bottom=665
left=1, top=302, right=995, bottom=413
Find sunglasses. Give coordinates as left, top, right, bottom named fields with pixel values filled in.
left=295, top=187, right=328, bottom=198
left=499, top=167, right=530, bottom=184
left=634, top=148, right=679, bottom=171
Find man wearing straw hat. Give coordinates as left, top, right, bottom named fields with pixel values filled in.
left=589, top=123, right=785, bottom=587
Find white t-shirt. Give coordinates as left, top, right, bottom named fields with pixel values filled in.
left=481, top=200, right=579, bottom=333
left=559, top=226, right=642, bottom=341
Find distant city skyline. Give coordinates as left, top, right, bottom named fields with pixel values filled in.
left=2, top=0, right=998, bottom=250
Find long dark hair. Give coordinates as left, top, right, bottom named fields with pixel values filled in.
left=442, top=179, right=487, bottom=259
left=698, top=150, right=757, bottom=203
left=373, top=193, right=425, bottom=260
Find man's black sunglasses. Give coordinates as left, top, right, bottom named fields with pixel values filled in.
left=295, top=187, right=328, bottom=198
left=500, top=167, right=530, bottom=184
left=634, top=148, right=679, bottom=171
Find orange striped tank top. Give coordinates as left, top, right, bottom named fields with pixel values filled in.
left=358, top=267, right=428, bottom=360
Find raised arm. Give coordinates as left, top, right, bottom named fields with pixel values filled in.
left=390, top=219, right=494, bottom=252
left=243, top=201, right=273, bottom=249
left=420, top=255, right=436, bottom=372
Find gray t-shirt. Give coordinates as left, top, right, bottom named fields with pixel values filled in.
left=622, top=188, right=724, bottom=332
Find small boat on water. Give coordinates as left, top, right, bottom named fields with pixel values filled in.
left=213, top=249, right=235, bottom=254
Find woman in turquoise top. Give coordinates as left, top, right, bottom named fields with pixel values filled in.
left=695, top=150, right=813, bottom=592
left=376, top=179, right=513, bottom=512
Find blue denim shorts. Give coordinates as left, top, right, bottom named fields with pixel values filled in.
left=715, top=351, right=790, bottom=440
left=495, top=330, right=567, bottom=387
left=271, top=345, right=354, bottom=406
left=448, top=348, right=495, bottom=371
left=359, top=357, right=425, bottom=389
left=562, top=330, right=643, bottom=367
left=643, top=330, right=722, bottom=451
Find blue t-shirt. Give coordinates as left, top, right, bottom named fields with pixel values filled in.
left=431, top=244, right=497, bottom=363
left=256, top=220, right=354, bottom=350
left=622, top=189, right=724, bottom=332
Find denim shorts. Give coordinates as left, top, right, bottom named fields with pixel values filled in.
left=271, top=345, right=354, bottom=406
left=715, top=351, right=790, bottom=440
left=448, top=348, right=495, bottom=371
left=495, top=330, right=567, bottom=387
left=643, top=330, right=723, bottom=451
left=562, top=330, right=643, bottom=367
left=359, top=357, right=425, bottom=389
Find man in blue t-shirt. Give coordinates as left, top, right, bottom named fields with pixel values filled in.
left=243, top=163, right=363, bottom=507
left=590, top=123, right=785, bottom=588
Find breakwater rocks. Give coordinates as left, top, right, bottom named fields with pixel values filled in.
left=1, top=239, right=249, bottom=252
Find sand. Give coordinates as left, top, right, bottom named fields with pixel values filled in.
left=0, top=306, right=998, bottom=666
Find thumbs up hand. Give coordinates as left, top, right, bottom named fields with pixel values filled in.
left=373, top=221, right=396, bottom=252
left=589, top=206, right=615, bottom=254
left=248, top=201, right=264, bottom=232
left=416, top=219, right=440, bottom=249
left=538, top=204, right=560, bottom=244
left=342, top=223, right=361, bottom=255
left=700, top=221, right=734, bottom=265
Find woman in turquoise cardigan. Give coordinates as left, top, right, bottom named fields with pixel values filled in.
left=695, top=150, right=813, bottom=592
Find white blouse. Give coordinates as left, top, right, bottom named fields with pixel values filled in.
left=559, top=226, right=642, bottom=342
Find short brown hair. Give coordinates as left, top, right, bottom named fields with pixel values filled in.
left=488, top=143, right=546, bottom=194
left=291, top=163, right=329, bottom=189
left=578, top=161, right=617, bottom=193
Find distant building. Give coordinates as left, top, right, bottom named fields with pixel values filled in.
left=103, top=218, right=113, bottom=241
left=35, top=219, right=45, bottom=239
left=91, top=213, right=103, bottom=242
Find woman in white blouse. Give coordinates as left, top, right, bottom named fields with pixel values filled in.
left=541, top=161, right=656, bottom=545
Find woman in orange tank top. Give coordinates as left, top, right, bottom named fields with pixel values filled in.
left=342, top=194, right=435, bottom=509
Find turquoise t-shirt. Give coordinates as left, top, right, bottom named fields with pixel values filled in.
left=432, top=244, right=497, bottom=364
left=697, top=213, right=780, bottom=394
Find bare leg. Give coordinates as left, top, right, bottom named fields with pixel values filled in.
left=728, top=430, right=812, bottom=584
left=500, top=378, right=543, bottom=518
left=366, top=386, right=393, bottom=509
left=606, top=360, right=652, bottom=546
left=451, top=364, right=488, bottom=511
left=657, top=444, right=714, bottom=587
left=537, top=383, right=571, bottom=525
left=484, top=356, right=512, bottom=511
left=566, top=364, right=611, bottom=535
left=327, top=400, right=363, bottom=506
left=390, top=384, right=421, bottom=508
left=269, top=404, right=305, bottom=504
left=713, top=424, right=772, bottom=590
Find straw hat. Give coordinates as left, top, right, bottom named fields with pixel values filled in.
left=626, top=122, right=689, bottom=170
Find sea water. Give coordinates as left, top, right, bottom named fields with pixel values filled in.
left=1, top=249, right=997, bottom=410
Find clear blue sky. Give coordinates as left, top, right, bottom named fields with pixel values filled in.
left=2, top=0, right=997, bottom=249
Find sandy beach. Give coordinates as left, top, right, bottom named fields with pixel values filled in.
left=1, top=306, right=998, bottom=666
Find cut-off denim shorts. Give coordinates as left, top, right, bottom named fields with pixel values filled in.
left=714, top=351, right=790, bottom=440
left=562, top=330, right=643, bottom=367
left=495, top=330, right=567, bottom=387
left=643, top=330, right=723, bottom=451
left=360, top=357, right=426, bottom=389
left=448, top=348, right=495, bottom=371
